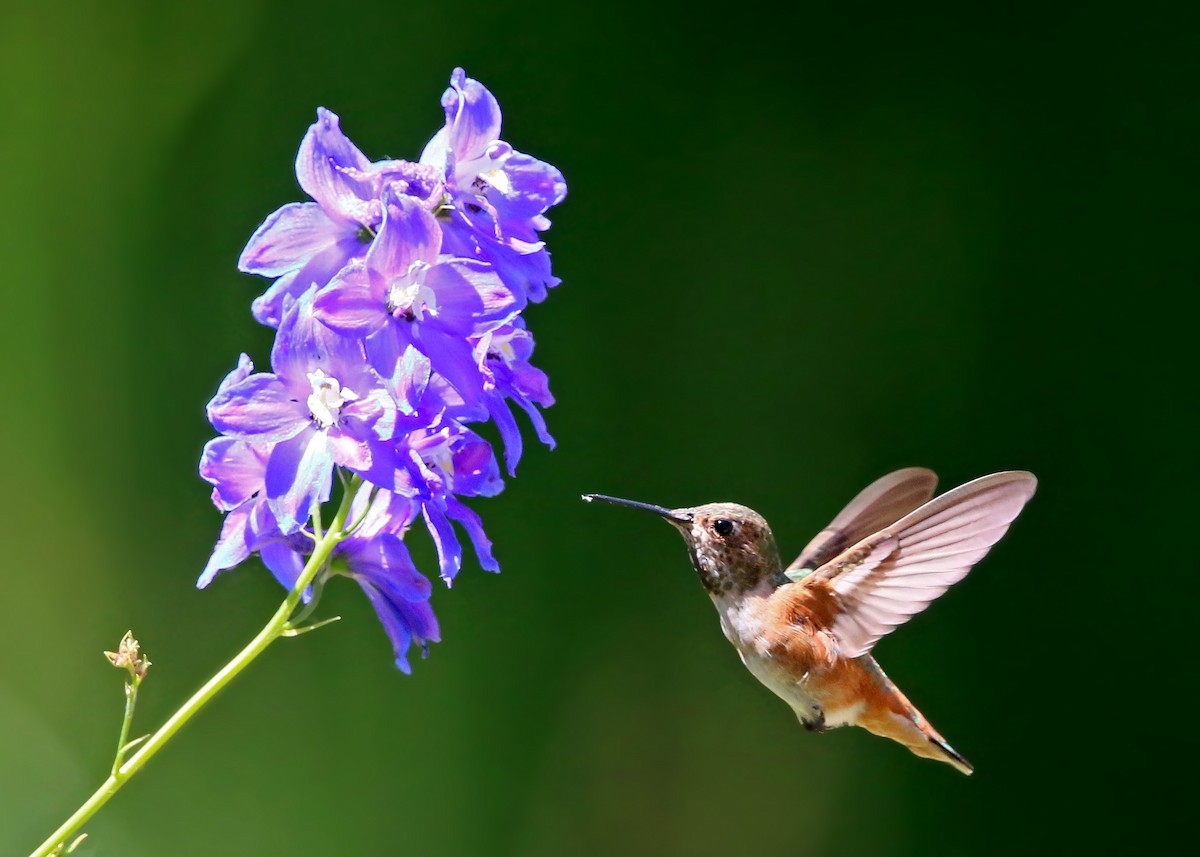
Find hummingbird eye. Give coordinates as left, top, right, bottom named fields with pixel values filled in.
left=712, top=518, right=734, bottom=537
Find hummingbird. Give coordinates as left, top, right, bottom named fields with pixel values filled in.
left=583, top=468, right=1036, bottom=775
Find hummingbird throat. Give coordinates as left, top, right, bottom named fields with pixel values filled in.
left=684, top=527, right=780, bottom=597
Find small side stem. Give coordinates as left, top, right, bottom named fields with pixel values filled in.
left=110, top=679, right=139, bottom=776
left=27, top=479, right=361, bottom=857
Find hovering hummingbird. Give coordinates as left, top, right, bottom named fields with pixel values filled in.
left=583, top=468, right=1036, bottom=775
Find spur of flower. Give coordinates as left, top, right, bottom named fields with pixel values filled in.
left=200, top=68, right=566, bottom=669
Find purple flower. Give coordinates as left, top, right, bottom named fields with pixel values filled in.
left=198, top=434, right=320, bottom=594
left=240, top=108, right=444, bottom=328
left=201, top=70, right=564, bottom=671
left=341, top=489, right=438, bottom=646
left=206, top=293, right=397, bottom=534
left=198, top=436, right=273, bottom=586
left=198, top=354, right=320, bottom=590
left=246, top=488, right=441, bottom=672
left=348, top=398, right=501, bottom=583
left=396, top=421, right=503, bottom=582
left=321, top=489, right=442, bottom=672
left=474, top=319, right=555, bottom=475
left=421, top=68, right=567, bottom=303
left=342, top=527, right=440, bottom=673
left=198, top=356, right=278, bottom=584
left=357, top=352, right=504, bottom=580
left=313, top=190, right=519, bottom=408
left=198, top=421, right=441, bottom=670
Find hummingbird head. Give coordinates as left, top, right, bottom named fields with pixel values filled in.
left=583, top=495, right=782, bottom=597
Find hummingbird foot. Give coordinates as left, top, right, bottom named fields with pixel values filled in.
left=800, top=706, right=827, bottom=732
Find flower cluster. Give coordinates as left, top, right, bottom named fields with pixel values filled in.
left=198, top=69, right=565, bottom=671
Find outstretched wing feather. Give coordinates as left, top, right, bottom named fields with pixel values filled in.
left=812, top=471, right=1036, bottom=658
left=787, top=467, right=938, bottom=575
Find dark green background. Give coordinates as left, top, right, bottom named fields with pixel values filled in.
left=1, top=1, right=1192, bottom=854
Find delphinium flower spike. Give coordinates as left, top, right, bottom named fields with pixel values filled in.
left=203, top=67, right=565, bottom=665
left=27, top=68, right=564, bottom=857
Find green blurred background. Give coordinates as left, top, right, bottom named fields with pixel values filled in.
left=1, top=1, right=1193, bottom=854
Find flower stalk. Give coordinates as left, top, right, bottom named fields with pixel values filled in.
left=27, top=482, right=359, bottom=857
left=111, top=679, right=141, bottom=777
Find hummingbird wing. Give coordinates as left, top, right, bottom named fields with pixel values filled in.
left=785, top=468, right=939, bottom=579
left=808, top=471, right=1037, bottom=658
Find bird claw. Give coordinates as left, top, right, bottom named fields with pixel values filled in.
left=801, top=706, right=827, bottom=732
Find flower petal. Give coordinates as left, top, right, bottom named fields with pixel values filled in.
left=207, top=373, right=308, bottom=443
left=422, top=502, right=462, bottom=582
left=200, top=438, right=269, bottom=510
left=487, top=396, right=522, bottom=476
left=266, top=430, right=333, bottom=534
left=313, top=261, right=387, bottom=337
left=217, top=353, right=255, bottom=392
left=445, top=497, right=499, bottom=572
left=486, top=153, right=567, bottom=228
left=327, top=430, right=372, bottom=472
left=365, top=191, right=441, bottom=278
left=441, top=68, right=502, bottom=162
left=260, top=541, right=310, bottom=594
left=271, top=287, right=367, bottom=389
left=295, top=108, right=374, bottom=222
left=250, top=233, right=368, bottom=329
left=346, top=486, right=416, bottom=539
left=412, top=325, right=488, bottom=407
left=508, top=360, right=554, bottom=407
left=197, top=504, right=254, bottom=587
left=513, top=390, right=555, bottom=448
left=418, top=126, right=449, bottom=172
left=393, top=345, right=432, bottom=416
left=355, top=439, right=407, bottom=493
left=239, top=203, right=348, bottom=277
left=425, top=259, right=520, bottom=334
left=439, top=214, right=558, bottom=303
left=450, top=433, right=503, bottom=498
left=344, top=385, right=398, bottom=442
left=357, top=575, right=439, bottom=673
left=503, top=151, right=568, bottom=211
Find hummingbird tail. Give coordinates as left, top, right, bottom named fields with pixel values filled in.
left=855, top=658, right=975, bottom=775
left=926, top=735, right=974, bottom=776
left=860, top=708, right=975, bottom=775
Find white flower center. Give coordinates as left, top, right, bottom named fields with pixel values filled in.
left=483, top=328, right=521, bottom=366
left=416, top=430, right=456, bottom=488
left=490, top=336, right=517, bottom=364
left=306, top=369, right=358, bottom=429
left=477, top=167, right=512, bottom=196
left=387, top=260, right=438, bottom=321
left=466, top=142, right=513, bottom=198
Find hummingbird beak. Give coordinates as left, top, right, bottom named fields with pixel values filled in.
left=581, top=494, right=693, bottom=525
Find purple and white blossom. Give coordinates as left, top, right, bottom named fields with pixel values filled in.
left=241, top=108, right=444, bottom=328
left=259, top=489, right=440, bottom=672
left=198, top=355, right=285, bottom=586
left=474, top=320, right=555, bottom=474
left=341, top=525, right=439, bottom=673
left=421, top=68, right=567, bottom=303
left=313, top=190, right=519, bottom=408
left=207, top=293, right=397, bottom=535
left=200, top=68, right=565, bottom=670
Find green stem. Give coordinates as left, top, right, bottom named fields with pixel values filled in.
left=27, top=480, right=360, bottom=857
left=110, top=678, right=139, bottom=777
